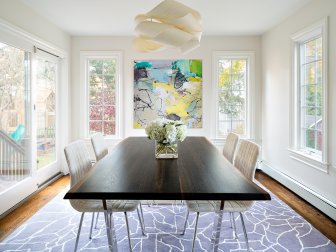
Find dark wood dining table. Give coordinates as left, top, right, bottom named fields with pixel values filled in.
left=64, top=136, right=271, bottom=251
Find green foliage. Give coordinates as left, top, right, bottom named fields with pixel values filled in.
left=88, top=59, right=117, bottom=135
left=89, top=59, right=116, bottom=75
left=218, top=59, right=246, bottom=117
left=89, top=59, right=116, bottom=105
left=303, top=36, right=322, bottom=117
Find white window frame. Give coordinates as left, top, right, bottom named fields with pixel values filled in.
left=80, top=51, right=122, bottom=139
left=289, top=17, right=329, bottom=173
left=212, top=51, right=255, bottom=140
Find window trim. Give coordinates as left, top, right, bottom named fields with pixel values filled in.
left=80, top=51, right=122, bottom=139
left=289, top=17, right=329, bottom=173
left=212, top=51, right=255, bottom=140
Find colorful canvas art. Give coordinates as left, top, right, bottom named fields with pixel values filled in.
left=134, top=60, right=202, bottom=128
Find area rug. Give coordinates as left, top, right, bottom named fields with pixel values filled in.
left=0, top=185, right=335, bottom=252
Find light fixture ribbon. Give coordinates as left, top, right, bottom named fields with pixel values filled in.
left=133, top=0, right=202, bottom=54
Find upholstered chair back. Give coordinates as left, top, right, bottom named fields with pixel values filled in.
left=64, top=140, right=92, bottom=187
left=91, top=133, right=108, bottom=161
left=222, top=132, right=239, bottom=163
left=234, top=140, right=259, bottom=181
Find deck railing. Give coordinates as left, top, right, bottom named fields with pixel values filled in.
left=0, top=130, right=27, bottom=181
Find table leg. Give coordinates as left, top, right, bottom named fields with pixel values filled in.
left=103, top=200, right=118, bottom=252
left=211, top=200, right=224, bottom=252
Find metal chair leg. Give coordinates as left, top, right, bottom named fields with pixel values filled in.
left=95, top=212, right=99, bottom=229
left=136, top=205, right=146, bottom=235
left=139, top=202, right=146, bottom=230
left=239, top=213, right=250, bottom=252
left=124, top=212, right=132, bottom=252
left=147, top=200, right=156, bottom=207
left=231, top=212, right=238, bottom=239
left=181, top=210, right=189, bottom=235
left=229, top=212, right=233, bottom=228
left=192, top=212, right=200, bottom=252
left=109, top=212, right=112, bottom=228
left=89, top=212, right=95, bottom=239
left=74, top=212, right=85, bottom=252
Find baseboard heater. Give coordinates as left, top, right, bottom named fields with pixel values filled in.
left=261, top=162, right=336, bottom=221
left=0, top=172, right=64, bottom=220
left=37, top=172, right=63, bottom=188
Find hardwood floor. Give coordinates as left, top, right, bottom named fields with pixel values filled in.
left=0, top=175, right=70, bottom=241
left=0, top=171, right=335, bottom=243
left=255, top=171, right=336, bottom=243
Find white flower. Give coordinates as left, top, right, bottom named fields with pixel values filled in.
left=176, top=124, right=187, bottom=141
left=145, top=118, right=187, bottom=144
left=165, top=124, right=177, bottom=143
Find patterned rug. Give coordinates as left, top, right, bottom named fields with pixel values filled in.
left=0, top=185, right=335, bottom=252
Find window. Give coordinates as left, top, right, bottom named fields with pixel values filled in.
left=290, top=18, right=328, bottom=171
left=299, top=37, right=322, bottom=154
left=213, top=52, right=254, bottom=139
left=82, top=52, right=121, bottom=137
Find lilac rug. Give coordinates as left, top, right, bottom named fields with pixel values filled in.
left=0, top=185, right=335, bottom=251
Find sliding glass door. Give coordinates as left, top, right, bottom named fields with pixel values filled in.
left=0, top=43, right=61, bottom=215
left=35, top=51, right=59, bottom=185
left=0, top=42, right=36, bottom=214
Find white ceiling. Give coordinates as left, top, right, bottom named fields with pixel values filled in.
left=20, top=0, right=312, bottom=36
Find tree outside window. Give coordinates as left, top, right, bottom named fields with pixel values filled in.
left=217, top=59, right=247, bottom=136
left=0, top=44, right=26, bottom=135
left=300, top=36, right=323, bottom=153
left=88, top=59, right=116, bottom=136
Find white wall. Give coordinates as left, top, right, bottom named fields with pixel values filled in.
left=71, top=36, right=262, bottom=151
left=0, top=0, right=71, bottom=51
left=261, top=0, right=336, bottom=219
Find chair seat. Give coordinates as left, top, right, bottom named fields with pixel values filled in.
left=70, top=199, right=140, bottom=213
left=186, top=200, right=254, bottom=213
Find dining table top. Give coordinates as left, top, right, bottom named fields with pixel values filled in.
left=64, top=136, right=271, bottom=201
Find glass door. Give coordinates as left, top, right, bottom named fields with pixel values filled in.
left=34, top=51, right=60, bottom=185
left=0, top=43, right=62, bottom=215
left=0, top=42, right=37, bottom=215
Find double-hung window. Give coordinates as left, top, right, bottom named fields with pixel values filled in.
left=213, top=51, right=255, bottom=139
left=81, top=52, right=121, bottom=138
left=290, top=18, right=328, bottom=171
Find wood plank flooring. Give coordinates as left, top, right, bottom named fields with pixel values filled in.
left=0, top=175, right=70, bottom=241
left=0, top=171, right=335, bottom=243
left=255, top=171, right=336, bottom=243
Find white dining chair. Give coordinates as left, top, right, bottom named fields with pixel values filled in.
left=90, top=133, right=147, bottom=232
left=64, top=140, right=145, bottom=252
left=182, top=140, right=260, bottom=252
left=91, top=132, right=108, bottom=161
left=222, top=132, right=239, bottom=163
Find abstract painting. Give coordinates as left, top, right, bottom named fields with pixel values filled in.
left=134, top=60, right=202, bottom=128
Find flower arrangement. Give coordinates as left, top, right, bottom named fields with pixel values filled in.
left=145, top=118, right=187, bottom=145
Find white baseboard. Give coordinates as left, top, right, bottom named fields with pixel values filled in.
left=261, top=161, right=336, bottom=221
